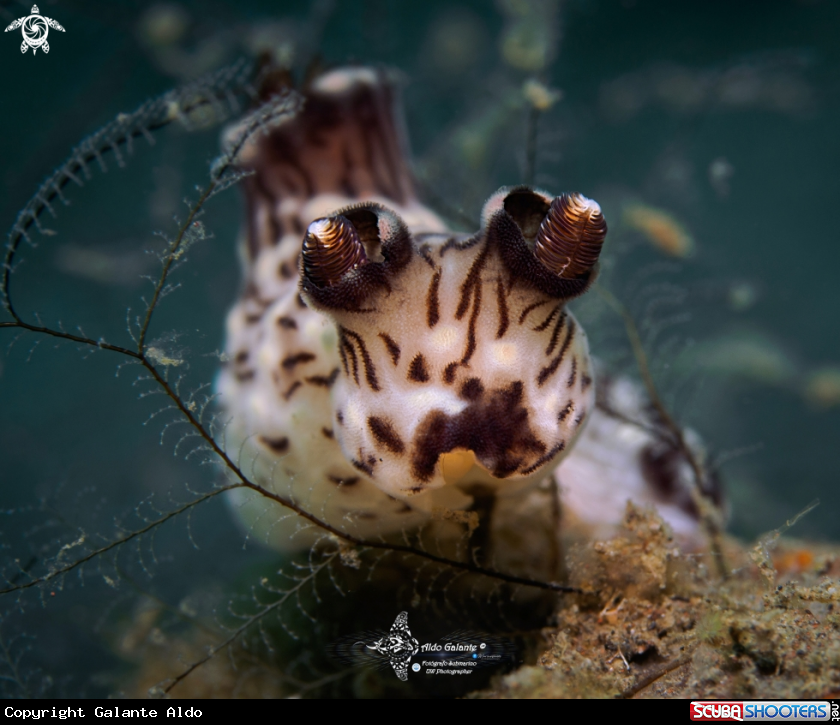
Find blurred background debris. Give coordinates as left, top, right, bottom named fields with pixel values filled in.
left=1, top=0, right=839, bottom=699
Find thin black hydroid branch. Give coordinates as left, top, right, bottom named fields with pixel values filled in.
left=160, top=553, right=339, bottom=695
left=0, top=320, right=141, bottom=357
left=115, top=565, right=220, bottom=637
left=0, top=486, right=237, bottom=595
left=137, top=90, right=302, bottom=352
left=2, top=60, right=255, bottom=324
left=0, top=618, right=31, bottom=698
left=0, top=233, right=578, bottom=599
left=595, top=284, right=729, bottom=579
left=1, top=283, right=580, bottom=600
left=144, top=359, right=581, bottom=594
left=137, top=194, right=212, bottom=353
left=0, top=80, right=581, bottom=691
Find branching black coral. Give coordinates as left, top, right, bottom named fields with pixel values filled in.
left=596, top=285, right=729, bottom=579
left=3, top=59, right=255, bottom=317
left=0, top=67, right=588, bottom=697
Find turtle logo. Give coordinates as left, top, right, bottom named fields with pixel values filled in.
left=366, top=612, right=419, bottom=681
left=5, top=5, right=65, bottom=55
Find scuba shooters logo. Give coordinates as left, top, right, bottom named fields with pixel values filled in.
left=690, top=701, right=833, bottom=721
left=4, top=5, right=64, bottom=55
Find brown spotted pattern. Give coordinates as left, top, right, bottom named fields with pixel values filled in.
left=218, top=68, right=596, bottom=548
left=296, top=203, right=596, bottom=502
left=217, top=66, right=711, bottom=555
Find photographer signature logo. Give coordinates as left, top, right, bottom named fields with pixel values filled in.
left=365, top=612, right=420, bottom=681
left=5, top=5, right=65, bottom=55
left=346, top=612, right=509, bottom=682
left=329, top=612, right=514, bottom=682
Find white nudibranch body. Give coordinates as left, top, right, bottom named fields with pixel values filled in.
left=217, top=67, right=717, bottom=557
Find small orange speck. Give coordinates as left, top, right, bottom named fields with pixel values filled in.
left=773, top=549, right=814, bottom=575
left=804, top=366, right=840, bottom=409
left=623, top=204, right=694, bottom=258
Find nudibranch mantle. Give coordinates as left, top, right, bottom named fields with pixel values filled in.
left=218, top=67, right=699, bottom=552
left=299, top=186, right=601, bottom=497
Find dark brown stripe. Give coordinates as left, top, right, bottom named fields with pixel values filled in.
left=368, top=416, right=405, bottom=454
left=235, top=350, right=249, bottom=363
left=495, top=277, right=509, bottom=339
left=455, top=242, right=490, bottom=320
left=277, top=316, right=298, bottom=329
left=534, top=304, right=560, bottom=333
left=518, top=298, right=551, bottom=325
left=245, top=313, right=262, bottom=325
left=418, top=244, right=437, bottom=269
left=259, top=436, right=289, bottom=454
left=581, top=374, right=593, bottom=389
left=338, top=339, right=349, bottom=377
left=558, top=401, right=574, bottom=422
left=427, top=271, right=441, bottom=328
left=567, top=357, right=578, bottom=388
left=408, top=353, right=430, bottom=383
left=340, top=334, right=359, bottom=384
left=537, top=320, right=576, bottom=386
left=282, top=381, right=302, bottom=400
left=305, top=368, right=340, bottom=388
left=351, top=456, right=375, bottom=476
left=321, top=427, right=334, bottom=439
left=379, top=332, right=401, bottom=365
left=278, top=261, right=294, bottom=279
left=545, top=311, right=568, bottom=356
left=443, top=362, right=459, bottom=384
left=281, top=352, right=316, bottom=370
left=439, top=234, right=480, bottom=257
left=341, top=327, right=380, bottom=391
left=235, top=370, right=255, bottom=382
left=327, top=474, right=359, bottom=487
left=519, top=441, right=565, bottom=476
left=460, top=281, right=482, bottom=365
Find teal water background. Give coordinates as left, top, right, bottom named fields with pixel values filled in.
left=1, top=0, right=839, bottom=697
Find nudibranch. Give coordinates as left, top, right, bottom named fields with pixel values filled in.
left=217, top=67, right=717, bottom=554
left=297, top=186, right=606, bottom=496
